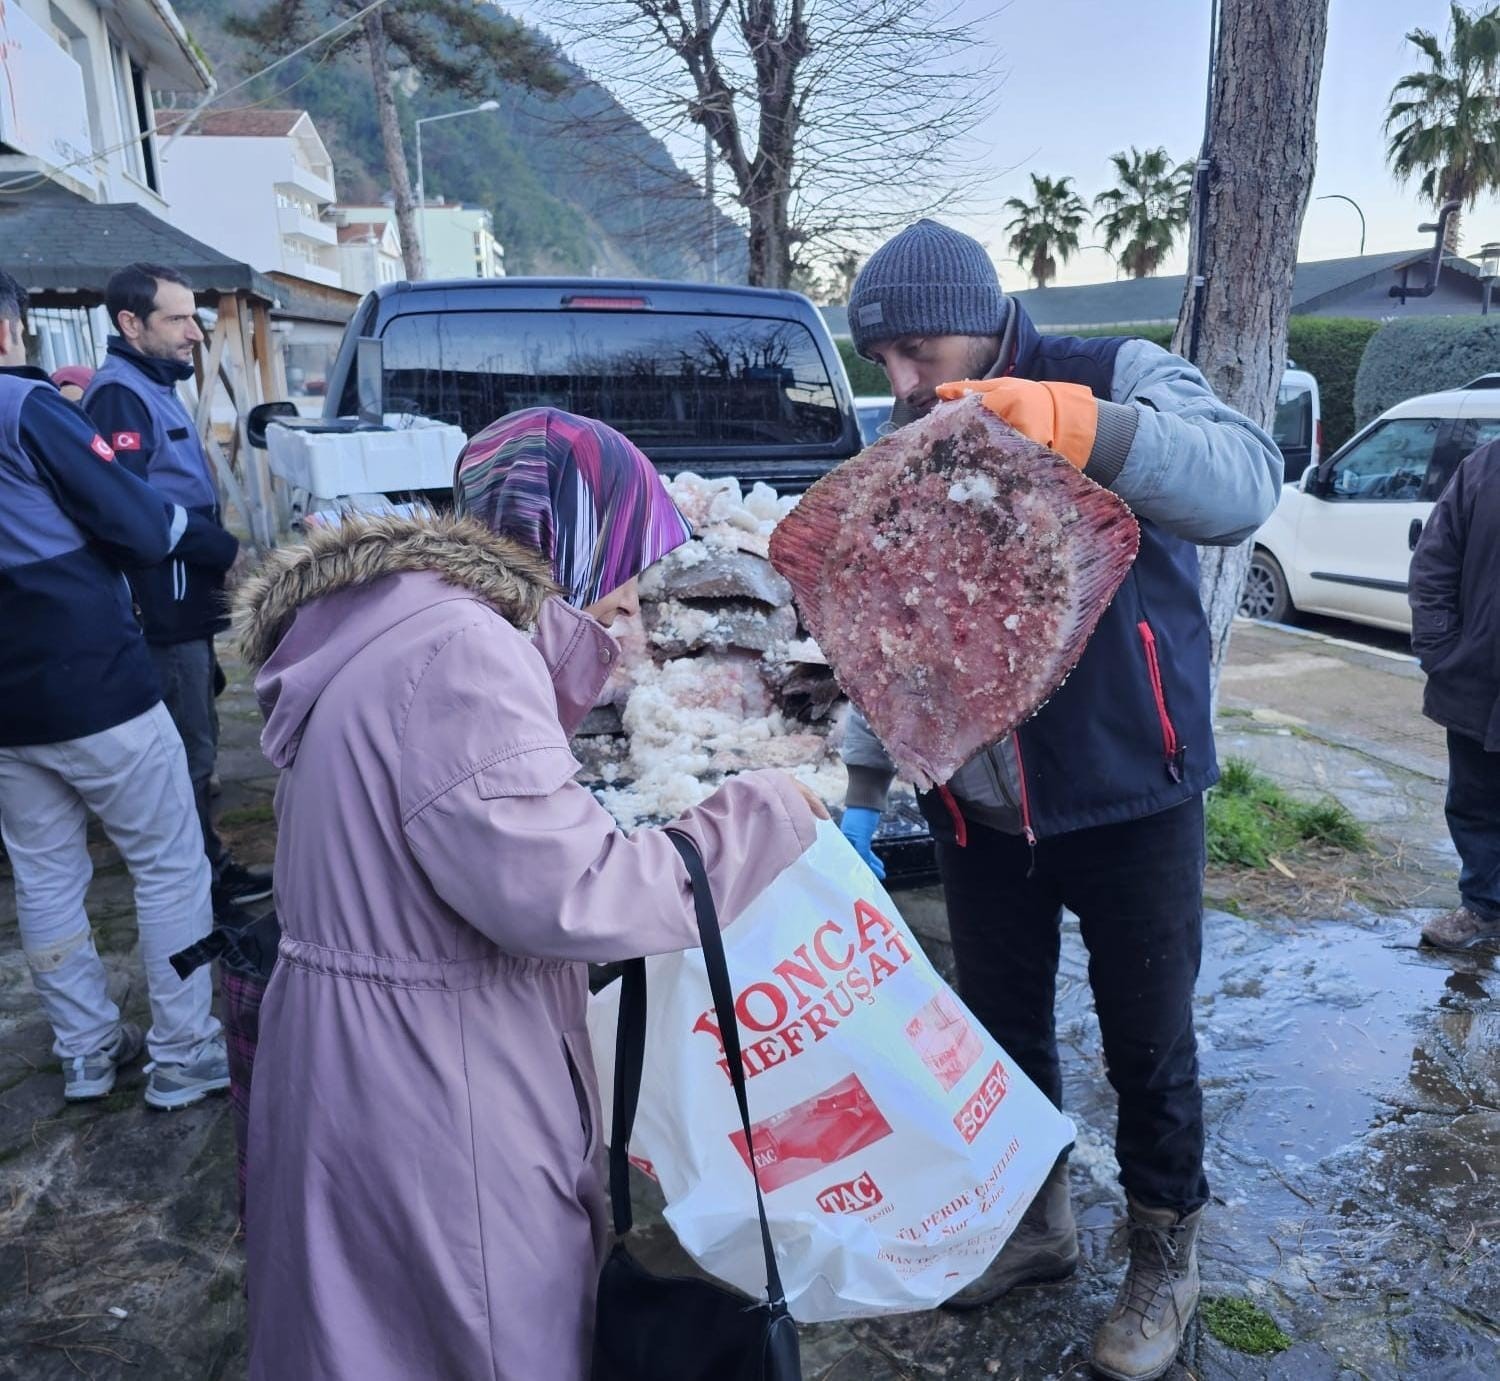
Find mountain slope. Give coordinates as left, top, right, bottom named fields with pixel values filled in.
left=169, top=1, right=746, bottom=279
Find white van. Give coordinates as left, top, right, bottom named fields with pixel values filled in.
left=1240, top=378, right=1500, bottom=633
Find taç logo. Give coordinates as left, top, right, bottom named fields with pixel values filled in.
left=815, top=1170, right=883, bottom=1215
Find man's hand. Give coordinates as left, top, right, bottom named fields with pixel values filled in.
left=936, top=377, right=1098, bottom=469
left=839, top=806, right=886, bottom=880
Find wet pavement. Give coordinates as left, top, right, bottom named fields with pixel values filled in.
left=1, top=621, right=1497, bottom=1379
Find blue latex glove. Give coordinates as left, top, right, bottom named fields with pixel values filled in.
left=840, top=806, right=886, bottom=880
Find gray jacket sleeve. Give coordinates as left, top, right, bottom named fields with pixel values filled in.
left=840, top=706, right=897, bottom=810
left=1083, top=339, right=1284, bottom=546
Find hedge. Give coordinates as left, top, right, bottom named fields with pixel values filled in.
left=836, top=316, right=1379, bottom=452
left=1354, top=316, right=1500, bottom=429
left=1285, top=318, right=1381, bottom=452
left=1063, top=319, right=1376, bottom=450
left=835, top=339, right=891, bottom=395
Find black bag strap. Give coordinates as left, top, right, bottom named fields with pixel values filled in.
left=606, top=831, right=788, bottom=1309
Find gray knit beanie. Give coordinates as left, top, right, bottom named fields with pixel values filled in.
left=848, top=219, right=1007, bottom=359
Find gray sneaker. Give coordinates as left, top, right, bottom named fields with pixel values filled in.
left=63, top=1022, right=145, bottom=1101
left=943, top=1159, right=1079, bottom=1311
left=144, top=1038, right=230, bottom=1111
left=1421, top=906, right=1500, bottom=951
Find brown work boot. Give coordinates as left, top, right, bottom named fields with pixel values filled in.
left=1090, top=1199, right=1202, bottom=1381
left=1421, top=906, right=1500, bottom=951
left=942, top=1160, right=1078, bottom=1311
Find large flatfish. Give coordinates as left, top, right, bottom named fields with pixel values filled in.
left=769, top=394, right=1140, bottom=788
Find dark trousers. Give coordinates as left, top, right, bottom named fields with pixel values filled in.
left=937, top=796, right=1209, bottom=1213
left=150, top=639, right=225, bottom=880
left=1446, top=729, right=1500, bottom=922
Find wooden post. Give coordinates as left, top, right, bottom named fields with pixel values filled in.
left=193, top=302, right=231, bottom=442
left=214, top=295, right=272, bottom=550
left=236, top=297, right=277, bottom=549
left=252, top=302, right=294, bottom=532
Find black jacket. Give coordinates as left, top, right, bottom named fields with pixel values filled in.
left=1410, top=440, right=1500, bottom=750
left=0, top=368, right=178, bottom=745
left=83, top=339, right=238, bottom=644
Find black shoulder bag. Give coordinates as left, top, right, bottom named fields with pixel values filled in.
left=591, top=831, right=801, bottom=1381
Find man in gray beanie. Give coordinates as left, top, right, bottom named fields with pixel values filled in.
left=840, top=220, right=1282, bottom=1381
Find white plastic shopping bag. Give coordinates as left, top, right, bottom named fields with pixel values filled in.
left=588, top=820, right=1076, bottom=1322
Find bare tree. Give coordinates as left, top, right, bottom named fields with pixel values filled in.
left=541, top=0, right=995, bottom=288
left=1172, top=0, right=1330, bottom=701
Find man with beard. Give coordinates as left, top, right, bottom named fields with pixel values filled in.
left=838, top=221, right=1281, bottom=1381
left=85, top=264, right=270, bottom=918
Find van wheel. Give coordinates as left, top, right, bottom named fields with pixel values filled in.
left=1239, top=549, right=1292, bottom=623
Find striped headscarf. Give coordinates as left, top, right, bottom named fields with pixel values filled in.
left=453, top=407, right=692, bottom=608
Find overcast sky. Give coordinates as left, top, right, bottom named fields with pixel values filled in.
left=949, top=0, right=1497, bottom=289
left=518, top=0, right=1499, bottom=289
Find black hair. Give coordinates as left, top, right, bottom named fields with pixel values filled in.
left=0, top=268, right=28, bottom=326
left=105, top=262, right=193, bottom=332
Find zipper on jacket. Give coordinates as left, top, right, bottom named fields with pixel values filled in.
left=936, top=785, right=968, bottom=848
left=1012, top=732, right=1038, bottom=877
left=1136, top=621, right=1185, bottom=782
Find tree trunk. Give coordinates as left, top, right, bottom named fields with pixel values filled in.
left=1172, top=0, right=1329, bottom=706
left=746, top=186, right=794, bottom=288
left=364, top=8, right=423, bottom=280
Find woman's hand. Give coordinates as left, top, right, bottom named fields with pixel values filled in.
left=786, top=775, right=832, bottom=821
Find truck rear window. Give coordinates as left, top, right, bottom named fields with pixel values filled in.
left=376, top=310, right=844, bottom=450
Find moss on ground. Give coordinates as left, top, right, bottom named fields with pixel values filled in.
left=217, top=803, right=276, bottom=829
left=1200, top=1295, right=1292, bottom=1355
left=1206, top=756, right=1366, bottom=869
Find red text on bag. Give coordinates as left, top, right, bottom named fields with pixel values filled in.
left=691, top=899, right=914, bottom=1083
left=953, top=1059, right=1010, bottom=1145
left=816, top=1170, right=884, bottom=1215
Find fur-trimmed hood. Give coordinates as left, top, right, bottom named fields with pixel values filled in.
left=233, top=512, right=559, bottom=672
left=233, top=513, right=582, bottom=770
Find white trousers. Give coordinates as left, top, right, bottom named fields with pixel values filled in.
left=0, top=702, right=220, bottom=1064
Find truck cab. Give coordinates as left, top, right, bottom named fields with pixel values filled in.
left=314, top=277, right=863, bottom=498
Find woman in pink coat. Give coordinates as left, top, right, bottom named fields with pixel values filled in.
left=234, top=409, right=823, bottom=1380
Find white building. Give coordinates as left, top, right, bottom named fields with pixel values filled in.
left=0, top=0, right=212, bottom=367
left=0, top=0, right=210, bottom=211
left=337, top=219, right=404, bottom=296
left=341, top=200, right=505, bottom=281
left=156, top=108, right=342, bottom=289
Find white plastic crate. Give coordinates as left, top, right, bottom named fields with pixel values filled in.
left=266, top=415, right=466, bottom=498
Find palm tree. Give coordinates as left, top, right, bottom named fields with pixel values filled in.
left=1385, top=3, right=1500, bottom=249
left=1004, top=175, right=1088, bottom=288
left=1092, top=147, right=1194, bottom=279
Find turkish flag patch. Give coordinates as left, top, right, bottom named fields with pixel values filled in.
left=111, top=431, right=141, bottom=452
left=91, top=435, right=116, bottom=462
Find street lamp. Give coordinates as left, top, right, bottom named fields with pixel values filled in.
left=1482, top=242, right=1500, bottom=315
left=1316, top=194, right=1366, bottom=257
left=415, top=100, right=500, bottom=278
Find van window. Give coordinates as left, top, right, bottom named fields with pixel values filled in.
left=375, top=310, right=844, bottom=450
left=1329, top=417, right=1438, bottom=501
left=1273, top=385, right=1312, bottom=450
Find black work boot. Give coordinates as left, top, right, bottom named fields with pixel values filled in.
left=1090, top=1198, right=1203, bottom=1381
left=942, top=1160, right=1078, bottom=1311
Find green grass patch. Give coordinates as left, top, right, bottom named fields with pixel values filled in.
left=1206, top=757, right=1367, bottom=868
left=218, top=803, right=276, bottom=829
left=1200, top=1296, right=1292, bottom=1355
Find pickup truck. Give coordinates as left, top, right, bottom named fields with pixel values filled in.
left=256, top=276, right=937, bottom=886
left=313, top=277, right=862, bottom=494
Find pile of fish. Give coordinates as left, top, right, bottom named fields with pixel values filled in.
left=770, top=395, right=1140, bottom=788
left=575, top=474, right=851, bottom=830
